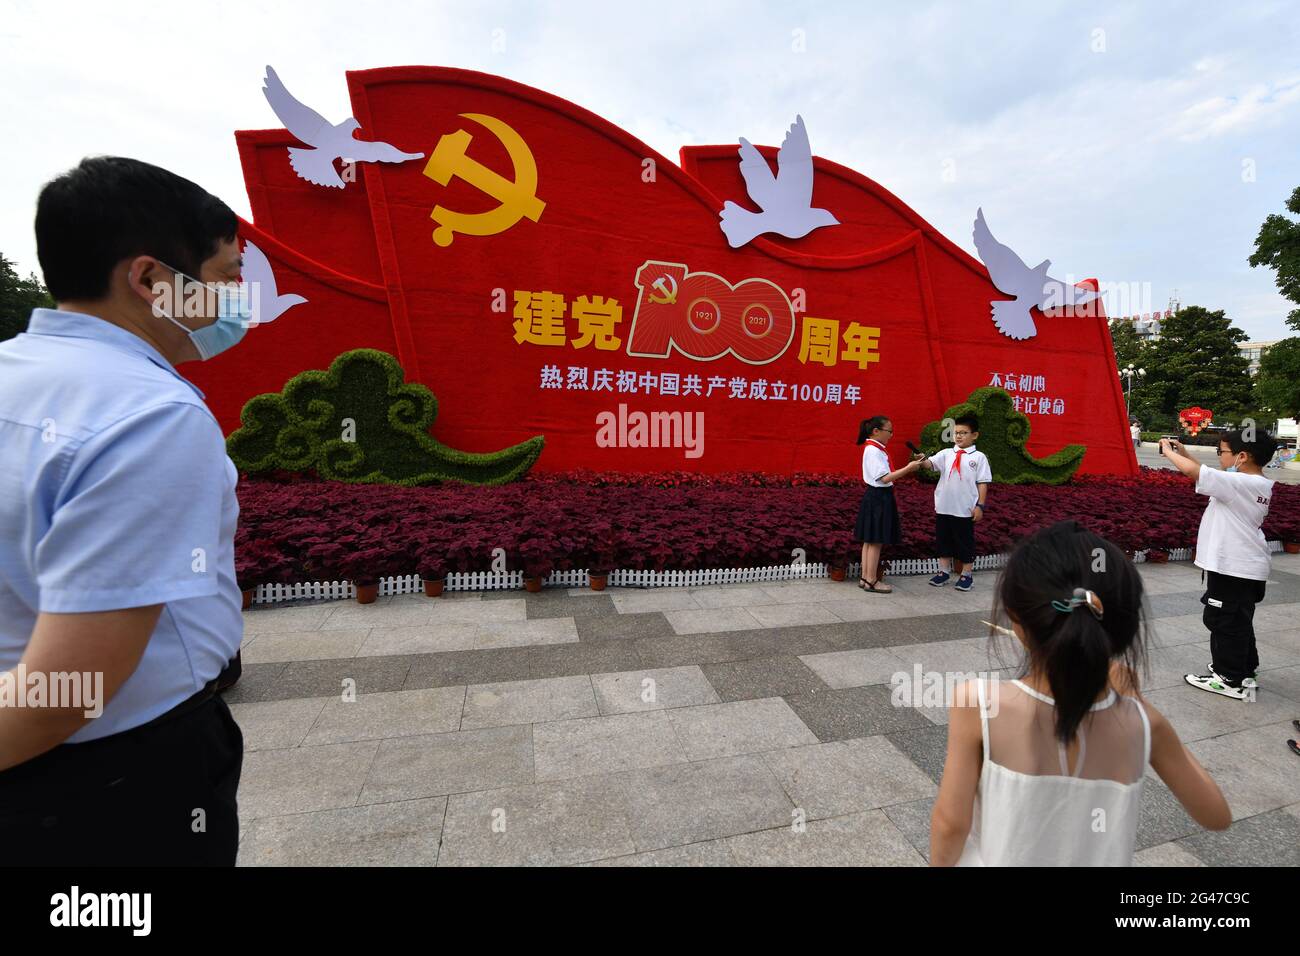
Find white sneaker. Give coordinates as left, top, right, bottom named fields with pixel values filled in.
left=1184, top=673, right=1249, bottom=700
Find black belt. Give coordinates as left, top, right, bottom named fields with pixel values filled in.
left=136, top=653, right=241, bottom=732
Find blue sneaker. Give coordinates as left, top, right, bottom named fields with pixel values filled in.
left=955, top=574, right=974, bottom=592
left=929, top=571, right=951, bottom=587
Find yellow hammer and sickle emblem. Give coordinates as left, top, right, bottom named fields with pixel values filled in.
left=422, top=113, right=545, bottom=247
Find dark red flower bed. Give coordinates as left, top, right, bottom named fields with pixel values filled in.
left=233, top=468, right=1300, bottom=587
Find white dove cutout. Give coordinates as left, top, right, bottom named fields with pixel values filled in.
left=241, top=240, right=306, bottom=326
left=718, top=115, right=839, bottom=248
left=972, top=208, right=1101, bottom=341
left=262, top=65, right=424, bottom=189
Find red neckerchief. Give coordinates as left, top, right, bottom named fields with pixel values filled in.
left=951, top=448, right=965, bottom=475
left=865, top=440, right=887, bottom=451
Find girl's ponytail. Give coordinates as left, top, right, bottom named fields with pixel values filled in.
left=992, top=522, right=1149, bottom=745
left=1041, top=590, right=1113, bottom=743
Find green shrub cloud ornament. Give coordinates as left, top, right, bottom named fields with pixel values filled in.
left=919, top=386, right=1085, bottom=484
left=227, top=348, right=544, bottom=485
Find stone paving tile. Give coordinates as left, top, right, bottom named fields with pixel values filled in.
left=761, top=736, right=936, bottom=818
left=304, top=686, right=468, bottom=744
left=1135, top=777, right=1201, bottom=850
left=1144, top=592, right=1210, bottom=618
left=1261, top=665, right=1300, bottom=703
left=524, top=593, right=618, bottom=620
left=887, top=637, right=1010, bottom=675
left=820, top=598, right=925, bottom=623
left=273, top=655, right=416, bottom=701
left=474, top=618, right=583, bottom=650
left=241, top=628, right=371, bottom=665
left=724, top=810, right=927, bottom=866
left=1134, top=842, right=1206, bottom=866
left=239, top=604, right=334, bottom=635
left=426, top=599, right=529, bottom=624
left=799, top=647, right=915, bottom=689
left=319, top=604, right=436, bottom=631
left=219, top=662, right=287, bottom=704
left=355, top=623, right=482, bottom=656
left=439, top=774, right=637, bottom=866
left=688, top=586, right=776, bottom=609
left=1177, top=806, right=1300, bottom=866
left=881, top=797, right=934, bottom=862
left=403, top=647, right=534, bottom=690
left=611, top=590, right=703, bottom=614
left=632, top=632, right=780, bottom=669
left=577, top=611, right=676, bottom=642
left=582, top=840, right=737, bottom=866
left=227, top=698, right=327, bottom=751
left=745, top=602, right=842, bottom=629
left=589, top=665, right=720, bottom=714
left=700, top=654, right=827, bottom=701
left=783, top=684, right=936, bottom=742
left=358, top=726, right=534, bottom=805
left=533, top=711, right=688, bottom=780
left=664, top=606, right=763, bottom=635
left=528, top=640, right=644, bottom=679
left=239, top=741, right=379, bottom=820
left=238, top=797, right=447, bottom=867
left=460, top=676, right=597, bottom=729
left=884, top=723, right=950, bottom=784
left=615, top=754, right=794, bottom=852
left=1185, top=732, right=1300, bottom=820
left=665, top=698, right=820, bottom=760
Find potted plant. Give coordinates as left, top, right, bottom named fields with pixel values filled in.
left=519, top=537, right=555, bottom=593
left=1284, top=541, right=1300, bottom=555
left=417, top=548, right=450, bottom=598
left=586, top=523, right=622, bottom=591
left=234, top=538, right=297, bottom=610
left=341, top=547, right=389, bottom=604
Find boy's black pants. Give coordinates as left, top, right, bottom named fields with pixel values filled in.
left=0, top=692, right=243, bottom=866
left=1202, top=570, right=1266, bottom=685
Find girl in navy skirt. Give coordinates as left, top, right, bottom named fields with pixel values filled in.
left=856, top=415, right=923, bottom=593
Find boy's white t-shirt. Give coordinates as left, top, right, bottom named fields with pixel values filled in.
left=1131, top=424, right=1141, bottom=440
left=927, top=445, right=992, bottom=516
left=862, top=442, right=892, bottom=487
left=1194, top=467, right=1273, bottom=581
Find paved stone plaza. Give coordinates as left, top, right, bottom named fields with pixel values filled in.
left=225, top=554, right=1300, bottom=866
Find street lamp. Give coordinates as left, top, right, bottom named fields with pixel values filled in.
left=1122, top=364, right=1145, bottom=414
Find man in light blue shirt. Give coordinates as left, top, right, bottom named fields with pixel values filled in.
left=0, top=157, right=250, bottom=865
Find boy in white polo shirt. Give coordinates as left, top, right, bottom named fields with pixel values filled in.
left=919, top=414, right=992, bottom=592
left=1160, top=429, right=1276, bottom=700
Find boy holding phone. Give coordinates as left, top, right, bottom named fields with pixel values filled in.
left=1160, top=430, right=1276, bottom=700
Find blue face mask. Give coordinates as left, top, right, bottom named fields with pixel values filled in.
left=1225, top=464, right=1239, bottom=473
left=153, top=263, right=253, bottom=360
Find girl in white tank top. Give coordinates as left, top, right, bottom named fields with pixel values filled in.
left=930, top=521, right=1233, bottom=866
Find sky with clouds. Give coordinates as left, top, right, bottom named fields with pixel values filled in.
left=1, top=0, right=1297, bottom=340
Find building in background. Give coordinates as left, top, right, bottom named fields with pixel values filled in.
left=1240, top=340, right=1278, bottom=376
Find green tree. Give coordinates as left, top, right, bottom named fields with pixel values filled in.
left=0, top=253, right=54, bottom=343
left=1255, top=337, right=1300, bottom=421
left=1249, top=185, right=1300, bottom=332
left=1109, top=319, right=1147, bottom=371
left=1142, top=305, right=1254, bottom=424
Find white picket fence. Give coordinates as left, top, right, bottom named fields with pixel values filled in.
left=245, top=542, right=1268, bottom=605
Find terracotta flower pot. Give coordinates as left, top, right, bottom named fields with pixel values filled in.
left=241, top=587, right=254, bottom=610
left=589, top=572, right=608, bottom=591
left=828, top=566, right=847, bottom=582
left=422, top=578, right=446, bottom=598
left=524, top=576, right=543, bottom=593
left=1284, top=541, right=1300, bottom=555
left=1146, top=550, right=1170, bottom=564
left=355, top=582, right=380, bottom=604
